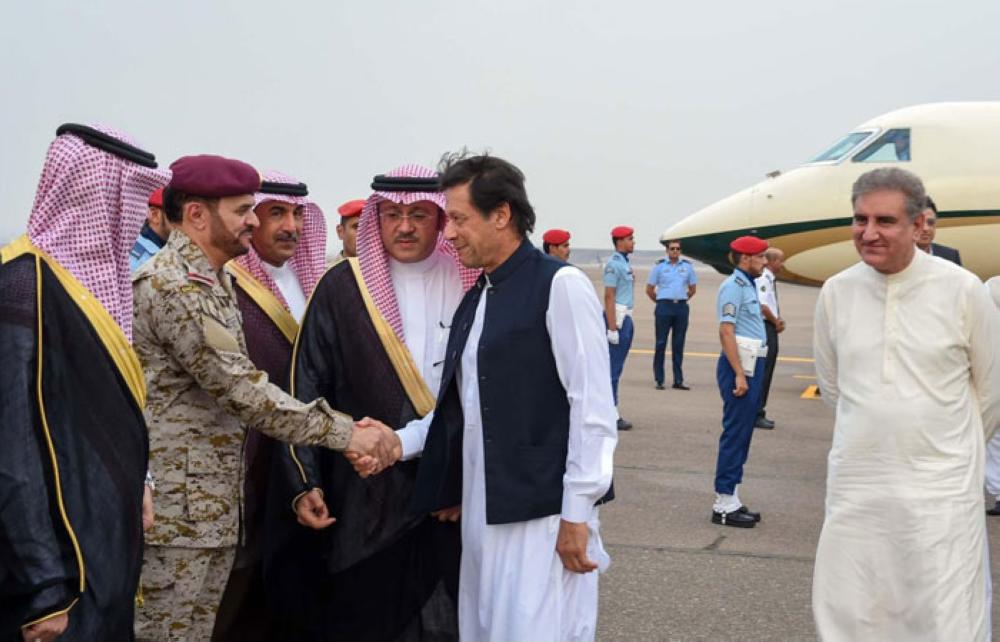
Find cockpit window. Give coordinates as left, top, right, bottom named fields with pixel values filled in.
left=808, top=131, right=874, bottom=163
left=852, top=128, right=911, bottom=163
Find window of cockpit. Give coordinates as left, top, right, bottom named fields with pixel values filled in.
left=808, top=131, right=873, bottom=163
left=852, top=128, right=911, bottom=162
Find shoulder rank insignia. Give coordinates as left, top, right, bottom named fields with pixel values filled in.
left=734, top=276, right=746, bottom=286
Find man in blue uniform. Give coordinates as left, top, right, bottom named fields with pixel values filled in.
left=712, top=236, right=769, bottom=528
left=646, top=239, right=698, bottom=390
left=603, top=225, right=635, bottom=431
left=130, top=186, right=170, bottom=270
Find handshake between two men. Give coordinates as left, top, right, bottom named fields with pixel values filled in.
left=295, top=417, right=463, bottom=530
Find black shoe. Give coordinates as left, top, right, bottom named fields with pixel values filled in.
left=738, top=505, right=762, bottom=522
left=987, top=500, right=1000, bottom=516
left=754, top=416, right=775, bottom=430
left=616, top=418, right=633, bottom=431
left=711, top=509, right=756, bottom=528
left=655, top=382, right=665, bottom=390
left=672, top=382, right=690, bottom=390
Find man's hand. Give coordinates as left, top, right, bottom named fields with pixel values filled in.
left=142, top=485, right=155, bottom=532
left=733, top=373, right=749, bottom=397
left=776, top=318, right=786, bottom=333
left=556, top=519, right=598, bottom=574
left=295, top=489, right=335, bottom=529
left=431, top=505, right=461, bottom=522
left=21, top=612, right=68, bottom=642
left=346, top=418, right=402, bottom=477
left=607, top=329, right=620, bottom=345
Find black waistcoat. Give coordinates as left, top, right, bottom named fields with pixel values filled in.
left=412, top=240, right=576, bottom=525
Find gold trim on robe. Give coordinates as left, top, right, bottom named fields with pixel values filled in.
left=226, top=260, right=299, bottom=345
left=1, top=235, right=146, bottom=409
left=346, top=257, right=436, bottom=417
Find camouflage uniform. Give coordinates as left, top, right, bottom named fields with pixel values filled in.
left=132, top=230, right=353, bottom=641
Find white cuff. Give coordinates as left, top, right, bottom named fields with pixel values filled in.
left=561, top=490, right=597, bottom=523
left=397, top=411, right=434, bottom=461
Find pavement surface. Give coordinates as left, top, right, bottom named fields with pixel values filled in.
left=581, top=263, right=1000, bottom=641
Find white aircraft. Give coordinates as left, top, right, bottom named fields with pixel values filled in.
left=662, top=102, right=1000, bottom=285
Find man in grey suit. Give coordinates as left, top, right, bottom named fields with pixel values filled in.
left=917, top=196, right=962, bottom=265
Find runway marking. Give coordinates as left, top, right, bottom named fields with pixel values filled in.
left=800, top=385, right=821, bottom=399
left=793, top=374, right=817, bottom=380
left=629, top=348, right=814, bottom=364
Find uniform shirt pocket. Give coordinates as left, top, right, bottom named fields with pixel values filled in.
left=202, top=314, right=241, bottom=353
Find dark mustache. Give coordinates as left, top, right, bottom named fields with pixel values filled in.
left=275, top=232, right=299, bottom=242
left=394, top=233, right=418, bottom=242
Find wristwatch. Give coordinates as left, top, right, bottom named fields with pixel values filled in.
left=144, top=470, right=156, bottom=492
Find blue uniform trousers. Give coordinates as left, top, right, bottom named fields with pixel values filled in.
left=653, top=300, right=689, bottom=385
left=714, top=355, right=765, bottom=494
left=608, top=315, right=634, bottom=406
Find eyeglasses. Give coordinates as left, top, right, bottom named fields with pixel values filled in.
left=379, top=210, right=434, bottom=225
left=668, top=246, right=681, bottom=251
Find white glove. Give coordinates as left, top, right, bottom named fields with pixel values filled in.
left=607, top=329, right=620, bottom=345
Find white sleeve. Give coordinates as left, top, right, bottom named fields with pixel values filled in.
left=966, top=281, right=1000, bottom=439
left=396, top=411, right=434, bottom=461
left=546, top=267, right=618, bottom=523
left=813, top=284, right=839, bottom=409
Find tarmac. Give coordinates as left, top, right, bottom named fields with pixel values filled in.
left=582, top=262, right=1000, bottom=641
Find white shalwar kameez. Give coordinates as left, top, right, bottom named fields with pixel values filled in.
left=812, top=250, right=1000, bottom=641
left=403, top=266, right=617, bottom=642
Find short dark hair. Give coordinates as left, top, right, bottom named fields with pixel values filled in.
left=924, top=195, right=937, bottom=214
left=163, top=186, right=218, bottom=223
left=543, top=242, right=552, bottom=254
left=438, top=151, right=536, bottom=236
left=664, top=239, right=681, bottom=248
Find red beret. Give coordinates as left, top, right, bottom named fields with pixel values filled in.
left=729, top=235, right=769, bottom=254
left=542, top=229, right=570, bottom=245
left=611, top=225, right=634, bottom=240
left=337, top=199, right=365, bottom=218
left=167, top=155, right=260, bottom=198
left=148, top=187, right=164, bottom=208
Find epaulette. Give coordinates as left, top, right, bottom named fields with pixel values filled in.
left=734, top=276, right=747, bottom=287
left=680, top=258, right=691, bottom=264
left=655, top=258, right=665, bottom=264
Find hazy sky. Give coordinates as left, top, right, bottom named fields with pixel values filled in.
left=2, top=0, right=999, bottom=251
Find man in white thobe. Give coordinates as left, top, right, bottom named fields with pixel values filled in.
left=265, top=165, right=479, bottom=640
left=400, top=154, right=618, bottom=641
left=812, top=167, right=1000, bottom=641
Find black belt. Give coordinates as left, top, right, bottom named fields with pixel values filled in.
left=658, top=299, right=688, bottom=304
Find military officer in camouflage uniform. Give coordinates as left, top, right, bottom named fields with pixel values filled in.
left=132, top=155, right=394, bottom=641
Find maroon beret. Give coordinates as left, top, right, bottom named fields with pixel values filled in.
left=337, top=199, right=365, bottom=218
left=148, top=187, right=164, bottom=208
left=168, top=155, right=261, bottom=198
left=542, top=229, right=571, bottom=245
left=729, top=235, right=769, bottom=254
left=611, top=225, right=634, bottom=240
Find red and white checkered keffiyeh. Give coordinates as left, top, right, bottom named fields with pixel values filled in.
left=27, top=124, right=169, bottom=341
left=235, top=170, right=328, bottom=306
left=357, top=163, right=480, bottom=341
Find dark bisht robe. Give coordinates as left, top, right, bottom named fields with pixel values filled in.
left=261, top=259, right=459, bottom=642
left=0, top=250, right=146, bottom=641
left=212, top=264, right=297, bottom=642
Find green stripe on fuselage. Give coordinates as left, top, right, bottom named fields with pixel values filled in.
left=677, top=209, right=1000, bottom=274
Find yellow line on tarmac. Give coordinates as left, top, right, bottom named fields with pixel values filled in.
left=629, top=348, right=814, bottom=364
left=793, top=374, right=817, bottom=380
left=800, top=385, right=821, bottom=399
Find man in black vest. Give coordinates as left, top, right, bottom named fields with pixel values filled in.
left=386, top=153, right=618, bottom=641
